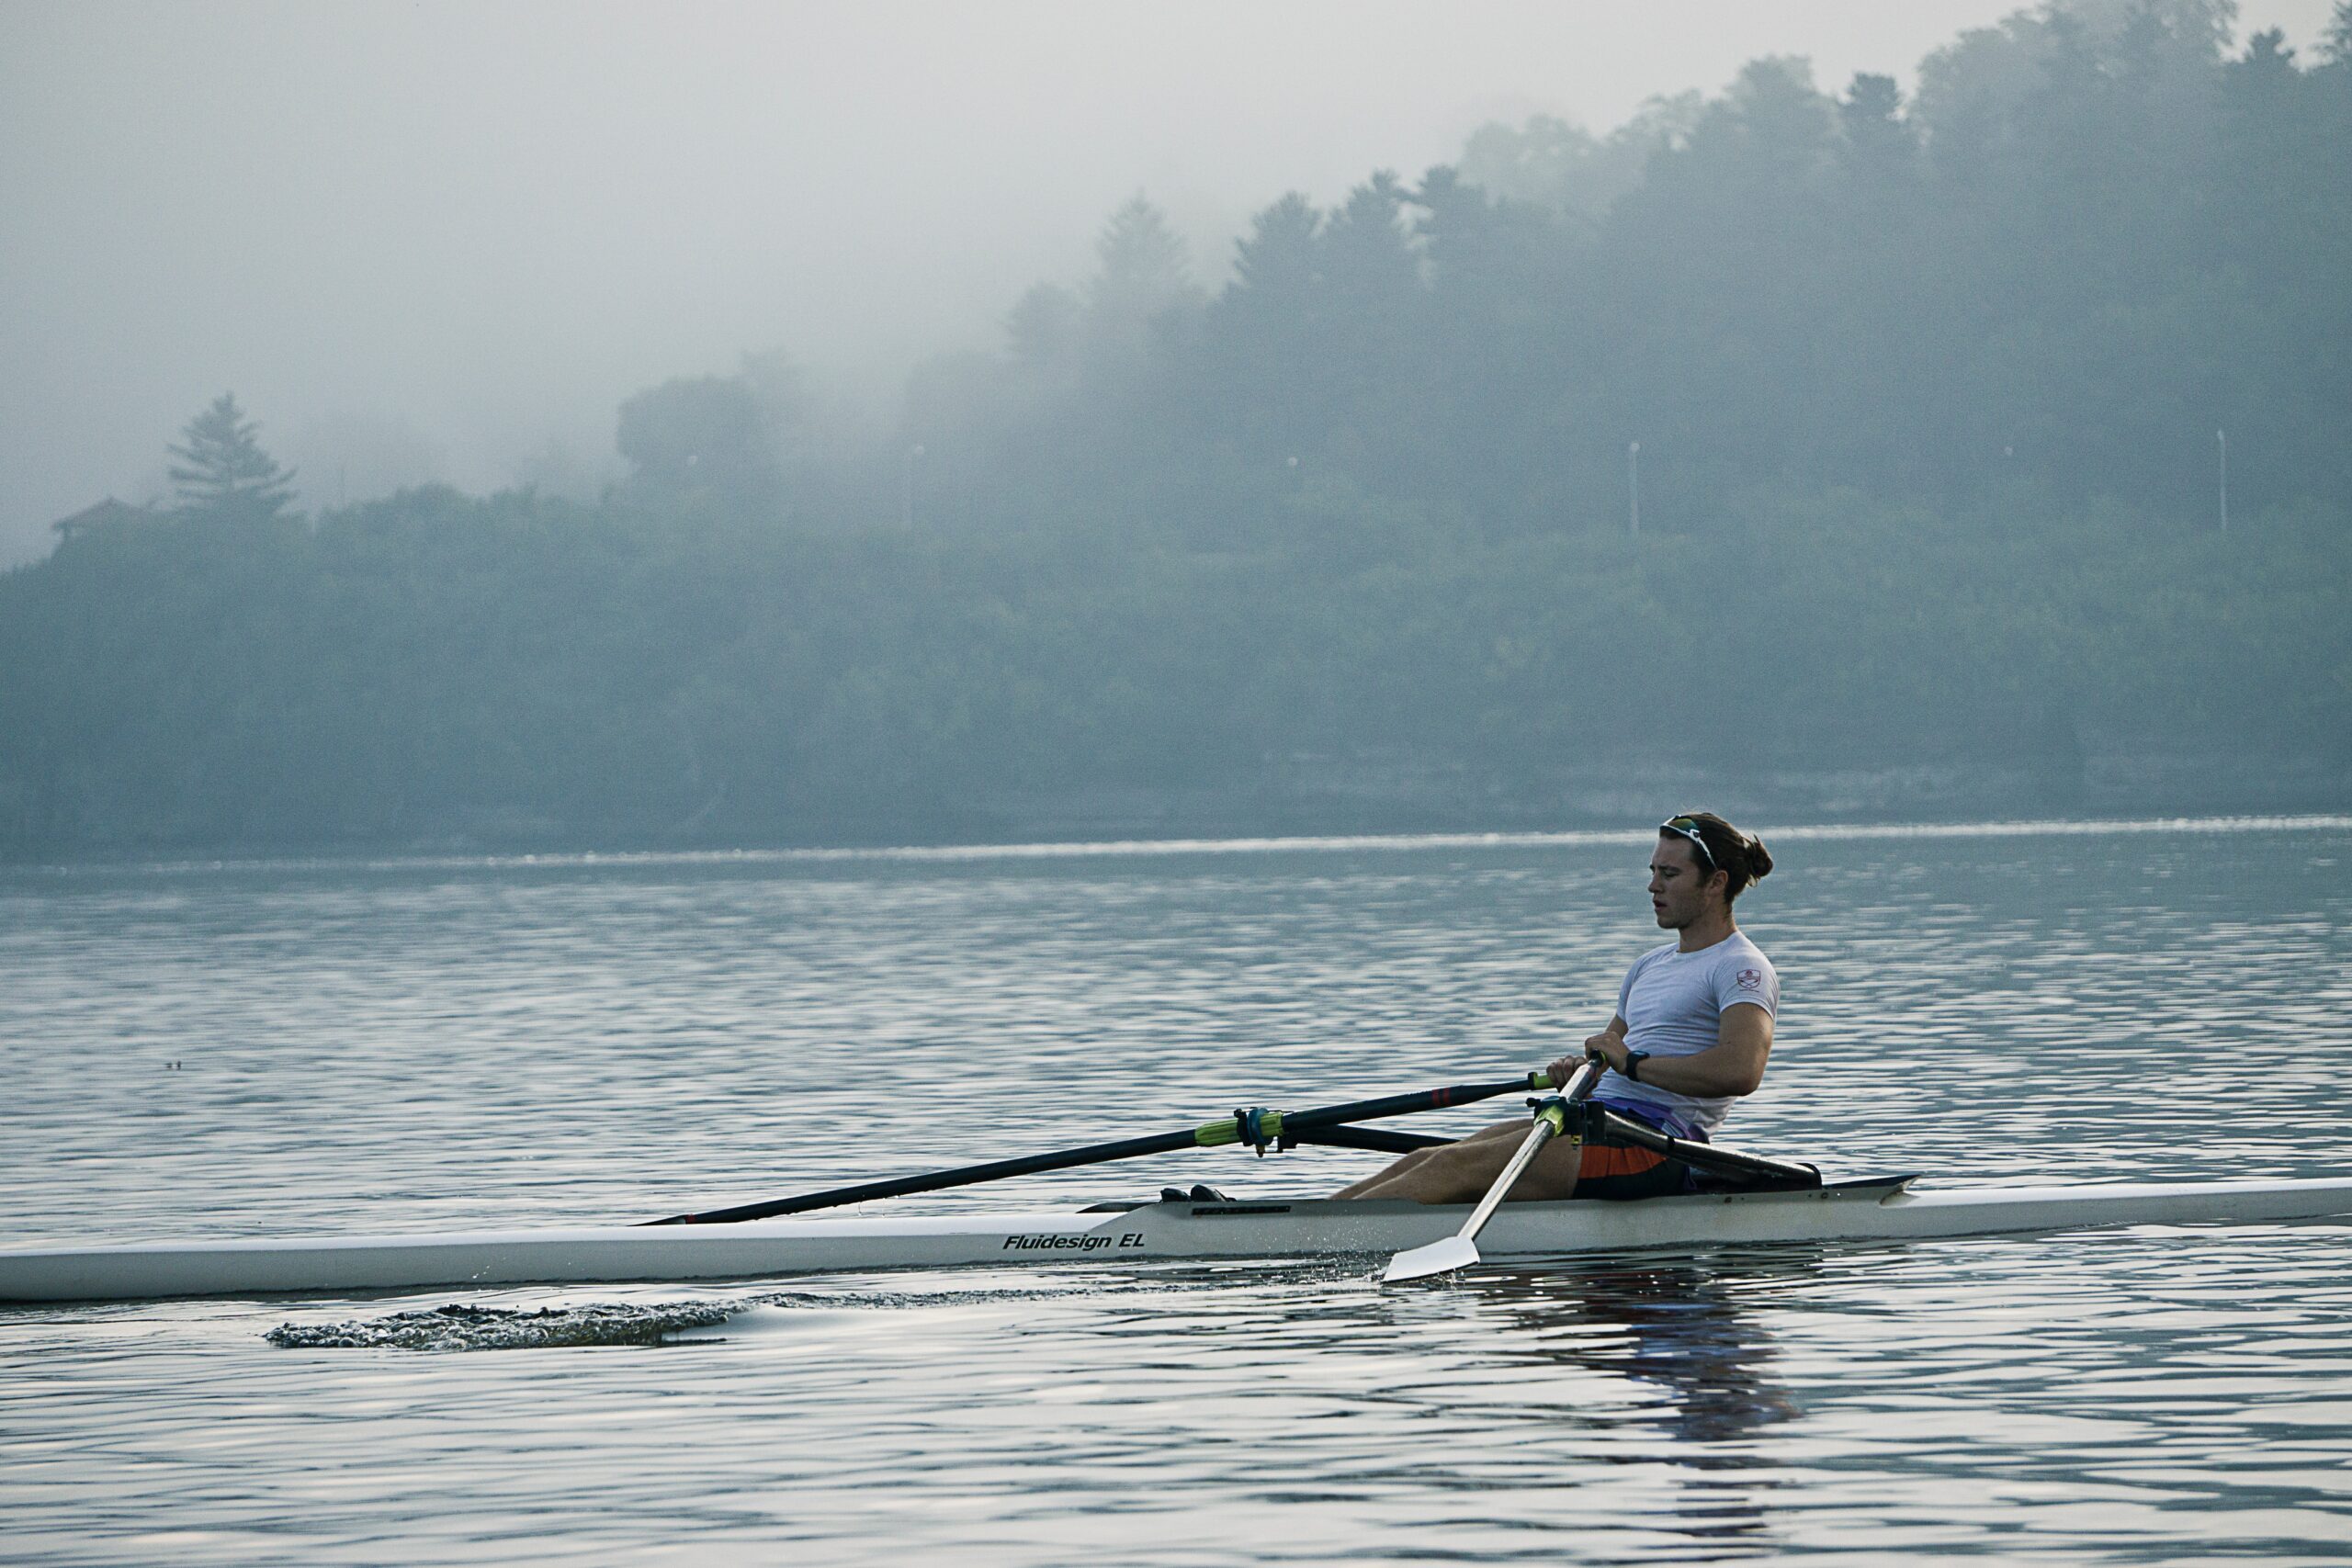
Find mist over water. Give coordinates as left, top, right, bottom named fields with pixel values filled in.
left=4, top=820, right=2350, bottom=1562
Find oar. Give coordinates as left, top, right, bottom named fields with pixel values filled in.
left=1382, top=1056, right=1603, bottom=1283
left=646, top=1069, right=1557, bottom=1225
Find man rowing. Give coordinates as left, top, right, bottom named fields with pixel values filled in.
left=1333, top=812, right=1778, bottom=1204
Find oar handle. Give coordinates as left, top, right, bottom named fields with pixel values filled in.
left=1563, top=1055, right=1603, bottom=1101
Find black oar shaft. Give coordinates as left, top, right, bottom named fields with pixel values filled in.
left=1587, top=1107, right=1820, bottom=1190
left=648, top=1072, right=1550, bottom=1225
left=1285, top=1124, right=1450, bottom=1156
left=650, top=1125, right=1209, bottom=1224
left=1278, top=1076, right=1549, bottom=1134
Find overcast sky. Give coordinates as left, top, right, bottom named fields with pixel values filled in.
left=0, top=0, right=2334, bottom=561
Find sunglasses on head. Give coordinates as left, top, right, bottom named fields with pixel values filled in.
left=1659, top=816, right=1717, bottom=870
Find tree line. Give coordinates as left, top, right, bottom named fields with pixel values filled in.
left=2, top=0, right=2346, bottom=852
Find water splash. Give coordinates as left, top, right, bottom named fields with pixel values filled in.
left=266, top=1300, right=739, bottom=1351
left=262, top=1268, right=1355, bottom=1351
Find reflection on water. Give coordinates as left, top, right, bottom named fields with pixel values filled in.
left=1441, top=1256, right=1810, bottom=1551
left=1498, top=1257, right=1804, bottom=1442
left=4, top=820, right=2352, bottom=1563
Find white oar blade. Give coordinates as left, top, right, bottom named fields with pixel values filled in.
left=1384, top=1234, right=1480, bottom=1284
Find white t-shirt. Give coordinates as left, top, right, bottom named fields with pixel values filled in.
left=1597, top=931, right=1778, bottom=1139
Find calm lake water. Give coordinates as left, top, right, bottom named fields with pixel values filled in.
left=5, top=818, right=2350, bottom=1564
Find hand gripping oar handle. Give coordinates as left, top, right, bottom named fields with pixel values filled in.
left=646, top=1068, right=1559, bottom=1225
left=1383, top=1057, right=1603, bottom=1283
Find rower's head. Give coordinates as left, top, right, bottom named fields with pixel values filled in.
left=1652, top=812, right=1772, bottom=927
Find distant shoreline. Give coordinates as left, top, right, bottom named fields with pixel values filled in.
left=15, top=813, right=2344, bottom=880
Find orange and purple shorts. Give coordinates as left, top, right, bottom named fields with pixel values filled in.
left=1573, top=1139, right=1689, bottom=1200
left=1574, top=1102, right=1699, bottom=1200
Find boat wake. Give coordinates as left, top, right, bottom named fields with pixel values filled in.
left=264, top=1301, right=741, bottom=1351
left=261, top=1268, right=1351, bottom=1351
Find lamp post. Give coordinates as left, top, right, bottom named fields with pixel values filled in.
left=902, top=444, right=925, bottom=530
left=1627, top=441, right=1641, bottom=536
left=2216, top=429, right=2227, bottom=535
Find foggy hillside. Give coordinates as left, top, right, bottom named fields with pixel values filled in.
left=1, top=0, right=2346, bottom=854
left=6, top=0, right=2337, bottom=562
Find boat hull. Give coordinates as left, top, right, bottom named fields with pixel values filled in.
left=6, top=1177, right=2350, bottom=1304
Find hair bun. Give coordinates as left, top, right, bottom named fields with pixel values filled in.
left=1743, top=834, right=1773, bottom=880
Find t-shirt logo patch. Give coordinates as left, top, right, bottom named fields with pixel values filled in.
left=1735, top=968, right=1764, bottom=992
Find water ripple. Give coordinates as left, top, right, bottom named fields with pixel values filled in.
left=5, top=821, right=2351, bottom=1563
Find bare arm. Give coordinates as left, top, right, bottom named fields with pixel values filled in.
left=1554, top=1004, right=1774, bottom=1099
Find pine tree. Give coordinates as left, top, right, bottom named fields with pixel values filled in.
left=2324, top=0, right=2352, bottom=65
left=1084, top=196, right=1201, bottom=352
left=168, top=392, right=298, bottom=519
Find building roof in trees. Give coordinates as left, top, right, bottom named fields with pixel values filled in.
left=50, top=497, right=150, bottom=542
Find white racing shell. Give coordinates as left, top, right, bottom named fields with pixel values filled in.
left=6, top=1176, right=2352, bottom=1304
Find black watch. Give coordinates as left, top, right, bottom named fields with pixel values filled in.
left=1623, top=1050, right=1650, bottom=1083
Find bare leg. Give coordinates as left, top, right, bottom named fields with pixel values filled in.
left=1329, top=1122, right=1524, bottom=1199
left=1329, top=1119, right=1583, bottom=1204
